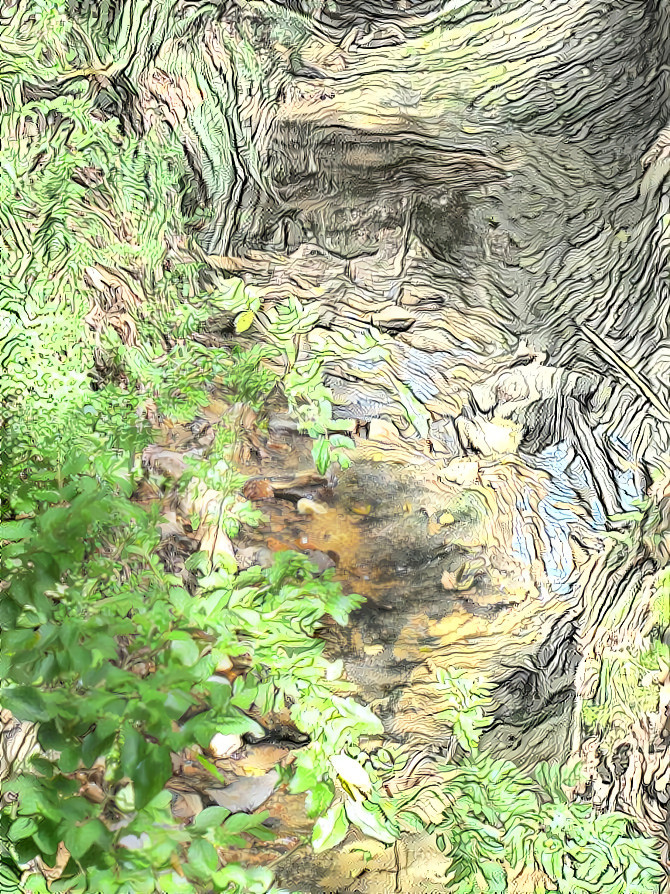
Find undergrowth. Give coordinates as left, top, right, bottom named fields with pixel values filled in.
left=0, top=4, right=373, bottom=890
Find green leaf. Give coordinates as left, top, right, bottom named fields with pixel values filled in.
left=234, top=309, right=255, bottom=333
left=1, top=687, right=50, bottom=723
left=9, top=816, right=38, bottom=841
left=64, top=818, right=108, bottom=859
left=192, top=806, right=230, bottom=832
left=222, top=811, right=270, bottom=835
left=540, top=843, right=564, bottom=881
left=121, top=727, right=143, bottom=779
left=454, top=711, right=483, bottom=752
left=312, top=802, right=348, bottom=854
left=311, top=438, right=331, bottom=475
left=289, top=760, right=319, bottom=795
left=331, top=696, right=383, bottom=735
left=305, top=782, right=334, bottom=818
left=344, top=800, right=396, bottom=844
left=58, top=746, right=82, bottom=774
left=169, top=633, right=200, bottom=667
left=0, top=520, right=34, bottom=542
left=186, top=838, right=219, bottom=877
left=134, top=746, right=172, bottom=809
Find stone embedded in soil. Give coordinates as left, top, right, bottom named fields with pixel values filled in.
left=296, top=497, right=329, bottom=515
left=303, top=548, right=337, bottom=573
left=438, top=457, right=480, bottom=485
left=169, top=789, right=203, bottom=821
left=206, top=768, right=280, bottom=814
left=209, top=733, right=244, bottom=759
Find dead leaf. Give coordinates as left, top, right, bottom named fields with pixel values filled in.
left=243, top=479, right=275, bottom=501
left=170, top=789, right=204, bottom=822
left=142, top=446, right=187, bottom=479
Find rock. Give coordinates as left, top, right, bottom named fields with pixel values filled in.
left=428, top=417, right=460, bottom=456
left=170, top=789, right=203, bottom=821
left=455, top=416, right=523, bottom=457
left=209, top=733, right=243, bottom=759
left=231, top=743, right=289, bottom=775
left=439, top=458, right=480, bottom=485
left=199, top=524, right=237, bottom=573
left=270, top=471, right=334, bottom=503
left=304, top=549, right=336, bottom=574
left=119, top=833, right=150, bottom=850
left=268, top=413, right=300, bottom=436
left=206, top=768, right=279, bottom=814
left=141, top=445, right=188, bottom=479
left=157, top=510, right=185, bottom=539
left=296, top=497, right=329, bottom=515
left=441, top=570, right=457, bottom=590
left=235, top=546, right=274, bottom=569
left=371, top=305, right=416, bottom=332
left=367, top=418, right=401, bottom=443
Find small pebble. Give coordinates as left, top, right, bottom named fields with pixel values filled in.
left=296, top=498, right=329, bottom=516
left=209, top=733, right=244, bottom=759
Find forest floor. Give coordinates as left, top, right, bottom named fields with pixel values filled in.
left=134, top=376, right=572, bottom=892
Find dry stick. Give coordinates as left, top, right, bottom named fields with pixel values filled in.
left=580, top=324, right=670, bottom=423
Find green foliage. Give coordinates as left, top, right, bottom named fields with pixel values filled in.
left=311, top=435, right=354, bottom=476
left=432, top=667, right=492, bottom=752
left=1, top=403, right=380, bottom=894
left=379, top=749, right=663, bottom=894
left=0, top=3, right=381, bottom=889
left=362, top=672, right=664, bottom=894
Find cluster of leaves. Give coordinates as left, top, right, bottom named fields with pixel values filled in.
left=427, top=758, right=663, bottom=894
left=213, top=295, right=356, bottom=474
left=0, top=3, right=380, bottom=891
left=0, top=472, right=378, bottom=893
left=368, top=677, right=664, bottom=894
left=292, top=669, right=664, bottom=893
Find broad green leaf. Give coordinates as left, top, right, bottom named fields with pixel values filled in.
left=344, top=800, right=396, bottom=844
left=192, top=806, right=231, bottom=832
left=222, top=811, right=270, bottom=835
left=133, top=746, right=172, bottom=809
left=0, top=520, right=34, bottom=542
left=311, top=438, right=331, bottom=475
left=312, top=802, right=348, bottom=853
left=305, top=782, right=335, bottom=818
left=64, top=819, right=108, bottom=859
left=169, top=634, right=200, bottom=667
left=186, top=838, right=218, bottom=877
left=1, top=687, right=50, bottom=723
left=9, top=816, right=38, bottom=841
